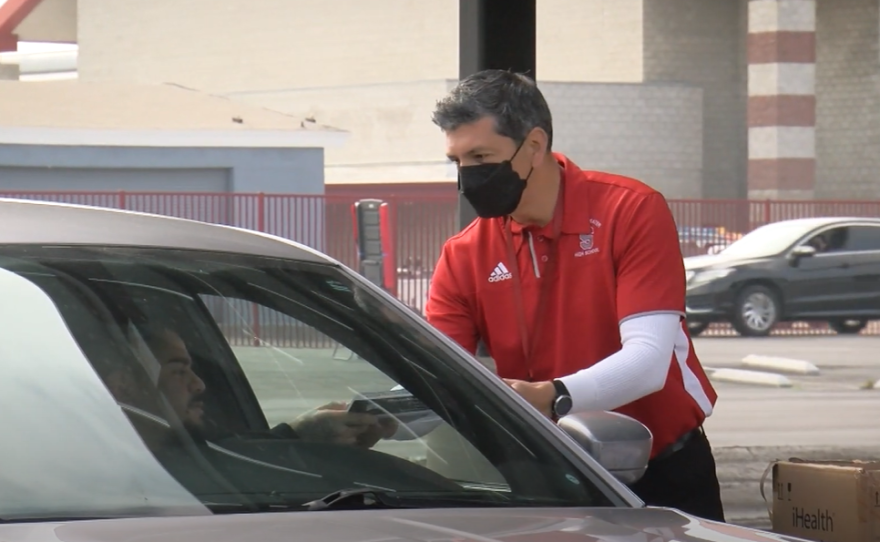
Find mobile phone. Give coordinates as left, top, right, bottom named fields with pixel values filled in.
left=348, top=389, right=442, bottom=440
left=348, top=389, right=429, bottom=418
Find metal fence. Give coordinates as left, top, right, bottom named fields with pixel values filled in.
left=4, top=190, right=879, bottom=340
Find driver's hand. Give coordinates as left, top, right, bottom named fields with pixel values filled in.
left=290, top=402, right=398, bottom=448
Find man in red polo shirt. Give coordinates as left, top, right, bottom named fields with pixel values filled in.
left=425, top=70, right=724, bottom=521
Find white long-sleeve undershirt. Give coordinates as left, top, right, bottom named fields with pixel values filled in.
left=557, top=312, right=681, bottom=413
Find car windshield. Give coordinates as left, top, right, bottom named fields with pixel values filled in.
left=0, top=245, right=618, bottom=522
left=718, top=221, right=814, bottom=258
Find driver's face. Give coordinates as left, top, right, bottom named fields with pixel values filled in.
left=153, top=331, right=206, bottom=428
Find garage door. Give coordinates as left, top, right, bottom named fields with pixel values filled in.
left=0, top=167, right=229, bottom=193
left=0, top=166, right=234, bottom=224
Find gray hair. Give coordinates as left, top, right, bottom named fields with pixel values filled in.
left=432, top=70, right=553, bottom=150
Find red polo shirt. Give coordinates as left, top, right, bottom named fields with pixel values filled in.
left=425, top=153, right=717, bottom=458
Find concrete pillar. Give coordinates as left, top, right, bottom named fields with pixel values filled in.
left=747, top=0, right=816, bottom=200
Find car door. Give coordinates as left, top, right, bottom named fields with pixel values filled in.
left=836, top=224, right=880, bottom=315
left=784, top=226, right=859, bottom=317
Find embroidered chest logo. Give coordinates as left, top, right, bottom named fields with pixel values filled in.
left=574, top=218, right=602, bottom=258
left=488, top=262, right=513, bottom=282
left=579, top=233, right=593, bottom=251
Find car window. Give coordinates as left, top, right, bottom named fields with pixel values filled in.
left=197, top=293, right=510, bottom=486
left=0, top=245, right=618, bottom=521
left=803, top=226, right=850, bottom=253
left=802, top=225, right=880, bottom=253
left=0, top=265, right=209, bottom=520
left=843, top=225, right=880, bottom=252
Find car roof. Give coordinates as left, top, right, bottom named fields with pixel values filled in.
left=0, top=198, right=335, bottom=264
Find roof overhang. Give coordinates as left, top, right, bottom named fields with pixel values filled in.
left=0, top=127, right=350, bottom=149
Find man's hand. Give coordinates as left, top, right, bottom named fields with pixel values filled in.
left=290, top=402, right=398, bottom=448
left=502, top=379, right=556, bottom=418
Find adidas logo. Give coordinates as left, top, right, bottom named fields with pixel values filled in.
left=488, top=262, right=513, bottom=283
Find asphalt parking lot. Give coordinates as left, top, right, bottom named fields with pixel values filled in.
left=695, top=335, right=880, bottom=447
left=693, top=335, right=880, bottom=528
left=232, top=334, right=880, bottom=530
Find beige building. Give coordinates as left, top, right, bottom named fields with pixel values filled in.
left=3, top=0, right=879, bottom=200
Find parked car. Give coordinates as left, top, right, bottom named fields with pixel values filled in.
left=677, top=226, right=742, bottom=257
left=685, top=217, right=880, bottom=337
left=0, top=198, right=808, bottom=542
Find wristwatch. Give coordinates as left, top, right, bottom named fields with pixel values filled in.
left=551, top=379, right=573, bottom=418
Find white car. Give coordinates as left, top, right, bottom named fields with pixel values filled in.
left=0, top=198, right=808, bottom=542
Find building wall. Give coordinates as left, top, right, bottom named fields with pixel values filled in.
left=78, top=0, right=644, bottom=89
left=231, top=80, right=702, bottom=198
left=75, top=0, right=880, bottom=200
left=642, top=0, right=748, bottom=200
left=0, top=166, right=229, bottom=192
left=15, top=0, right=78, bottom=43
left=77, top=0, right=460, bottom=92
left=0, top=144, right=327, bottom=248
left=75, top=0, right=706, bottom=198
left=541, top=81, right=703, bottom=198
left=815, top=0, right=880, bottom=199
left=746, top=0, right=817, bottom=201
left=0, top=145, right=324, bottom=194
left=538, top=0, right=644, bottom=83
left=226, top=81, right=456, bottom=185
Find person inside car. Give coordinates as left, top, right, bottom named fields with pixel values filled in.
left=108, top=325, right=397, bottom=449
left=808, top=234, right=829, bottom=252
left=807, top=228, right=848, bottom=254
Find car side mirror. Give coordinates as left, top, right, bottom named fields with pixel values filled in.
left=557, top=411, right=652, bottom=485
left=791, top=245, right=817, bottom=259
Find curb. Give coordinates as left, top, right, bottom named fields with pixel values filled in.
left=741, top=354, right=820, bottom=376
left=709, top=368, right=793, bottom=388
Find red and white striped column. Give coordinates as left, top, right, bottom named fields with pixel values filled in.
left=747, top=0, right=816, bottom=200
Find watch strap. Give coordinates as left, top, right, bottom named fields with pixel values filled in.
left=550, top=379, right=572, bottom=418
left=552, top=379, right=570, bottom=399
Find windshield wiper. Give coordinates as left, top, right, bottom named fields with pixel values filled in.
left=205, top=501, right=303, bottom=514
left=303, top=487, right=414, bottom=511
left=302, top=486, right=520, bottom=512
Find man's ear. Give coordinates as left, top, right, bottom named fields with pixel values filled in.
left=527, top=127, right=549, bottom=168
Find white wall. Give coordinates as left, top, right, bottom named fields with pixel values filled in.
left=229, top=79, right=703, bottom=198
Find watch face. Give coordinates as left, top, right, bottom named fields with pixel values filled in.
left=554, top=395, right=573, bottom=417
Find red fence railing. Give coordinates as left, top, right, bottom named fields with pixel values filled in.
left=3, top=191, right=878, bottom=340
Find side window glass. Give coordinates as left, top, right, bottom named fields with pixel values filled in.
left=805, top=227, right=849, bottom=253
left=843, top=226, right=880, bottom=252
left=0, top=264, right=208, bottom=517
left=200, top=293, right=508, bottom=486
left=0, top=250, right=616, bottom=514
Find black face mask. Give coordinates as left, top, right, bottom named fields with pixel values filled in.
left=458, top=142, right=533, bottom=219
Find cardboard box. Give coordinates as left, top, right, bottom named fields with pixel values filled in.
left=769, top=460, right=880, bottom=542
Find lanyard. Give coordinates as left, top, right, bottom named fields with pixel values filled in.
left=502, top=182, right=565, bottom=378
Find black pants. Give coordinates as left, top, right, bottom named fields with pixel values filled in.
left=629, top=428, right=726, bottom=522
